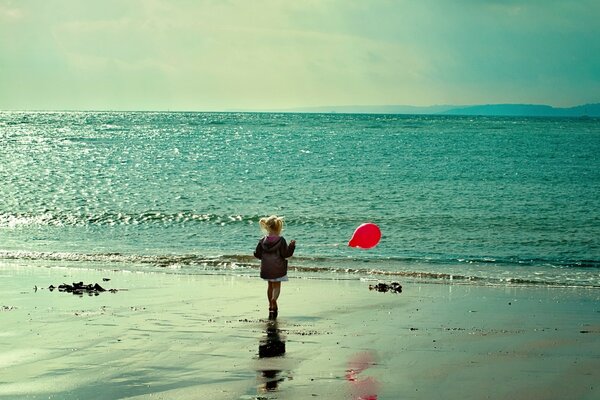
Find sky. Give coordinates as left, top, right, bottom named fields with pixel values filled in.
left=1, top=0, right=599, bottom=111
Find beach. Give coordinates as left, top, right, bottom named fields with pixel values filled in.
left=2, top=0, right=599, bottom=397
left=1, top=263, right=598, bottom=399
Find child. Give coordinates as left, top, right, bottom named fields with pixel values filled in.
left=254, top=215, right=296, bottom=319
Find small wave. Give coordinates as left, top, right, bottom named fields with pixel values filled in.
left=205, top=120, right=227, bottom=126
left=0, top=211, right=259, bottom=228
left=373, top=255, right=600, bottom=269
left=1, top=250, right=598, bottom=289
left=0, top=250, right=230, bottom=268
left=454, top=256, right=600, bottom=269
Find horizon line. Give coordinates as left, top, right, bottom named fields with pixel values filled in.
left=1, top=102, right=599, bottom=115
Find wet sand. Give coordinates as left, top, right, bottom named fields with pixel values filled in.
left=1, top=263, right=599, bottom=399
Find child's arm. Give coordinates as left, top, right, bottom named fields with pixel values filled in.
left=282, top=239, right=296, bottom=258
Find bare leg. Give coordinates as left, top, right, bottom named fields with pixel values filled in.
left=267, top=282, right=274, bottom=309
left=271, top=282, right=281, bottom=310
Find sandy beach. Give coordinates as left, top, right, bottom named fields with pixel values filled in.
left=1, top=263, right=598, bottom=399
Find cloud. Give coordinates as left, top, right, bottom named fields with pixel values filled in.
left=0, top=0, right=598, bottom=110
left=0, top=2, right=23, bottom=21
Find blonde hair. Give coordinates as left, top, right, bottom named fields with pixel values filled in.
left=259, top=215, right=284, bottom=235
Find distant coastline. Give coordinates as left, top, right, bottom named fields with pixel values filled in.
left=2, top=103, right=599, bottom=117
left=279, top=103, right=600, bottom=117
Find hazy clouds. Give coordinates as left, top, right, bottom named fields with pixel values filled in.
left=1, top=0, right=598, bottom=110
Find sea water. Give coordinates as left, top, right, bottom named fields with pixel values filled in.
left=1, top=111, right=599, bottom=287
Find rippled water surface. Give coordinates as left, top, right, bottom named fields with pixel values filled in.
left=1, top=111, right=599, bottom=286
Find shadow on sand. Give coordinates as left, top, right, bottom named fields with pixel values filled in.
left=257, top=319, right=287, bottom=392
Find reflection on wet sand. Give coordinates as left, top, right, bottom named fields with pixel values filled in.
left=346, top=351, right=380, bottom=399
left=257, top=320, right=287, bottom=392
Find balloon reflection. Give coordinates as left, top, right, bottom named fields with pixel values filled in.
left=346, top=350, right=380, bottom=399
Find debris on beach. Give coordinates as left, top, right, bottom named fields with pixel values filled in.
left=369, top=282, right=402, bottom=294
left=48, top=282, right=119, bottom=296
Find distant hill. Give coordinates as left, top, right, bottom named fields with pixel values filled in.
left=282, top=103, right=600, bottom=117
left=441, top=103, right=600, bottom=117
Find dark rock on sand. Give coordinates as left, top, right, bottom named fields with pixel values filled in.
left=51, top=282, right=116, bottom=296
left=369, top=282, right=402, bottom=294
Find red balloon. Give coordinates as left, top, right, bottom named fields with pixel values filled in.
left=348, top=223, right=381, bottom=249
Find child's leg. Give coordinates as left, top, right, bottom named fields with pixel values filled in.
left=271, top=282, right=281, bottom=309
left=267, top=281, right=274, bottom=309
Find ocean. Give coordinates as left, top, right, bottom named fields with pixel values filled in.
left=1, top=111, right=599, bottom=288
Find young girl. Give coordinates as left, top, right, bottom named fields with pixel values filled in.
left=253, top=215, right=296, bottom=319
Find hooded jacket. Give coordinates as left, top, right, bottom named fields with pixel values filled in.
left=254, top=236, right=295, bottom=280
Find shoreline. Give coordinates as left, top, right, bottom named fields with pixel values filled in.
left=1, top=254, right=599, bottom=290
left=1, top=264, right=599, bottom=399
